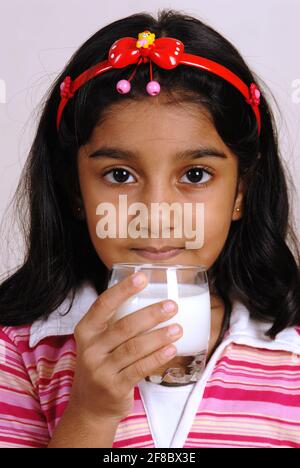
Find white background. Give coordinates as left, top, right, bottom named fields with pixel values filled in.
left=0, top=0, right=299, bottom=276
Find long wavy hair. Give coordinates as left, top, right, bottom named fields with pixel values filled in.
left=0, top=9, right=299, bottom=346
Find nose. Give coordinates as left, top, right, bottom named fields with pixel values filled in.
left=134, top=183, right=181, bottom=238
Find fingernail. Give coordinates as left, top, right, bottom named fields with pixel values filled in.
left=162, top=346, right=177, bottom=357
left=132, top=272, right=146, bottom=286
left=162, top=301, right=176, bottom=314
left=167, top=325, right=182, bottom=336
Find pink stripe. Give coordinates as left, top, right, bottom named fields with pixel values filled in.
left=38, top=370, right=74, bottom=386
left=188, top=432, right=300, bottom=447
left=0, top=387, right=40, bottom=410
left=18, top=340, right=76, bottom=359
left=0, top=402, right=44, bottom=421
left=215, top=363, right=300, bottom=379
left=0, top=434, right=47, bottom=448
left=38, top=393, right=71, bottom=410
left=0, top=364, right=29, bottom=380
left=211, top=369, right=300, bottom=383
left=1, top=354, right=26, bottom=368
left=184, top=441, right=258, bottom=448
left=204, top=385, right=300, bottom=407
left=201, top=396, right=300, bottom=420
left=43, top=401, right=68, bottom=420
left=113, top=434, right=153, bottom=448
left=0, top=424, right=48, bottom=439
left=218, top=356, right=300, bottom=372
left=0, top=329, right=17, bottom=344
left=38, top=383, right=72, bottom=398
left=120, top=414, right=146, bottom=423
left=195, top=411, right=300, bottom=427
left=205, top=378, right=300, bottom=395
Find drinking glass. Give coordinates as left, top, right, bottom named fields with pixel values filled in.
left=108, top=262, right=211, bottom=386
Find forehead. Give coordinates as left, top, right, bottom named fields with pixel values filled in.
left=88, top=97, right=229, bottom=152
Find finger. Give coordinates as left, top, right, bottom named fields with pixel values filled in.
left=96, top=299, right=178, bottom=354
left=109, top=322, right=183, bottom=373
left=117, top=342, right=180, bottom=391
left=75, top=272, right=148, bottom=338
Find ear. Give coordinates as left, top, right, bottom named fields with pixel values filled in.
left=232, top=177, right=245, bottom=221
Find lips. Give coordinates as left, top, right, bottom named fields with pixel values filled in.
left=131, top=246, right=184, bottom=260
left=133, top=245, right=183, bottom=253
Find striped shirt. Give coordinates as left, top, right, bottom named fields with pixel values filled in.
left=0, top=281, right=300, bottom=448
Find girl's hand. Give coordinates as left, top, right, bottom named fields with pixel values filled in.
left=68, top=272, right=182, bottom=424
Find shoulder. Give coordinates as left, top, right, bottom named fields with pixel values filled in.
left=0, top=280, right=97, bottom=373
left=209, top=342, right=300, bottom=420
left=217, top=300, right=300, bottom=387
left=219, top=341, right=300, bottom=371
left=0, top=324, right=76, bottom=380
left=0, top=324, right=32, bottom=353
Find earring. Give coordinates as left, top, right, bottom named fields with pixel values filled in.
left=236, top=207, right=240, bottom=212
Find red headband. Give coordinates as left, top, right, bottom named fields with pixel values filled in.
left=57, top=30, right=261, bottom=134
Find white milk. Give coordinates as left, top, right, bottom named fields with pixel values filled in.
left=112, top=283, right=211, bottom=356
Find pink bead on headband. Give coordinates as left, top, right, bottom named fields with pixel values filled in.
left=57, top=30, right=261, bottom=134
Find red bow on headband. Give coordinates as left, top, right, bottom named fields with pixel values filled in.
left=108, top=36, right=185, bottom=70
left=57, top=31, right=261, bottom=135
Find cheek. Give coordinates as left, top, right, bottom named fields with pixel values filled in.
left=79, top=182, right=127, bottom=269
left=77, top=165, right=109, bottom=254
left=204, top=205, right=231, bottom=246
left=85, top=207, right=122, bottom=270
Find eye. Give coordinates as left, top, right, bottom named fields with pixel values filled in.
left=180, top=167, right=214, bottom=186
left=102, top=168, right=135, bottom=184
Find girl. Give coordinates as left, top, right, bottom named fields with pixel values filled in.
left=0, top=9, right=300, bottom=448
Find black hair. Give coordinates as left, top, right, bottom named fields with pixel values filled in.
left=0, top=9, right=299, bottom=346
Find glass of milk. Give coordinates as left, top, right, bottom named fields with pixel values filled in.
left=108, top=263, right=210, bottom=386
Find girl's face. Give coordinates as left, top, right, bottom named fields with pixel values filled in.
left=77, top=97, right=244, bottom=271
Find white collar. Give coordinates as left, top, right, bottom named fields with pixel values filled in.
left=29, top=281, right=98, bottom=348
left=29, top=281, right=300, bottom=354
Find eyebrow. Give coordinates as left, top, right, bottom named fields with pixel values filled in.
left=88, top=145, right=227, bottom=160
